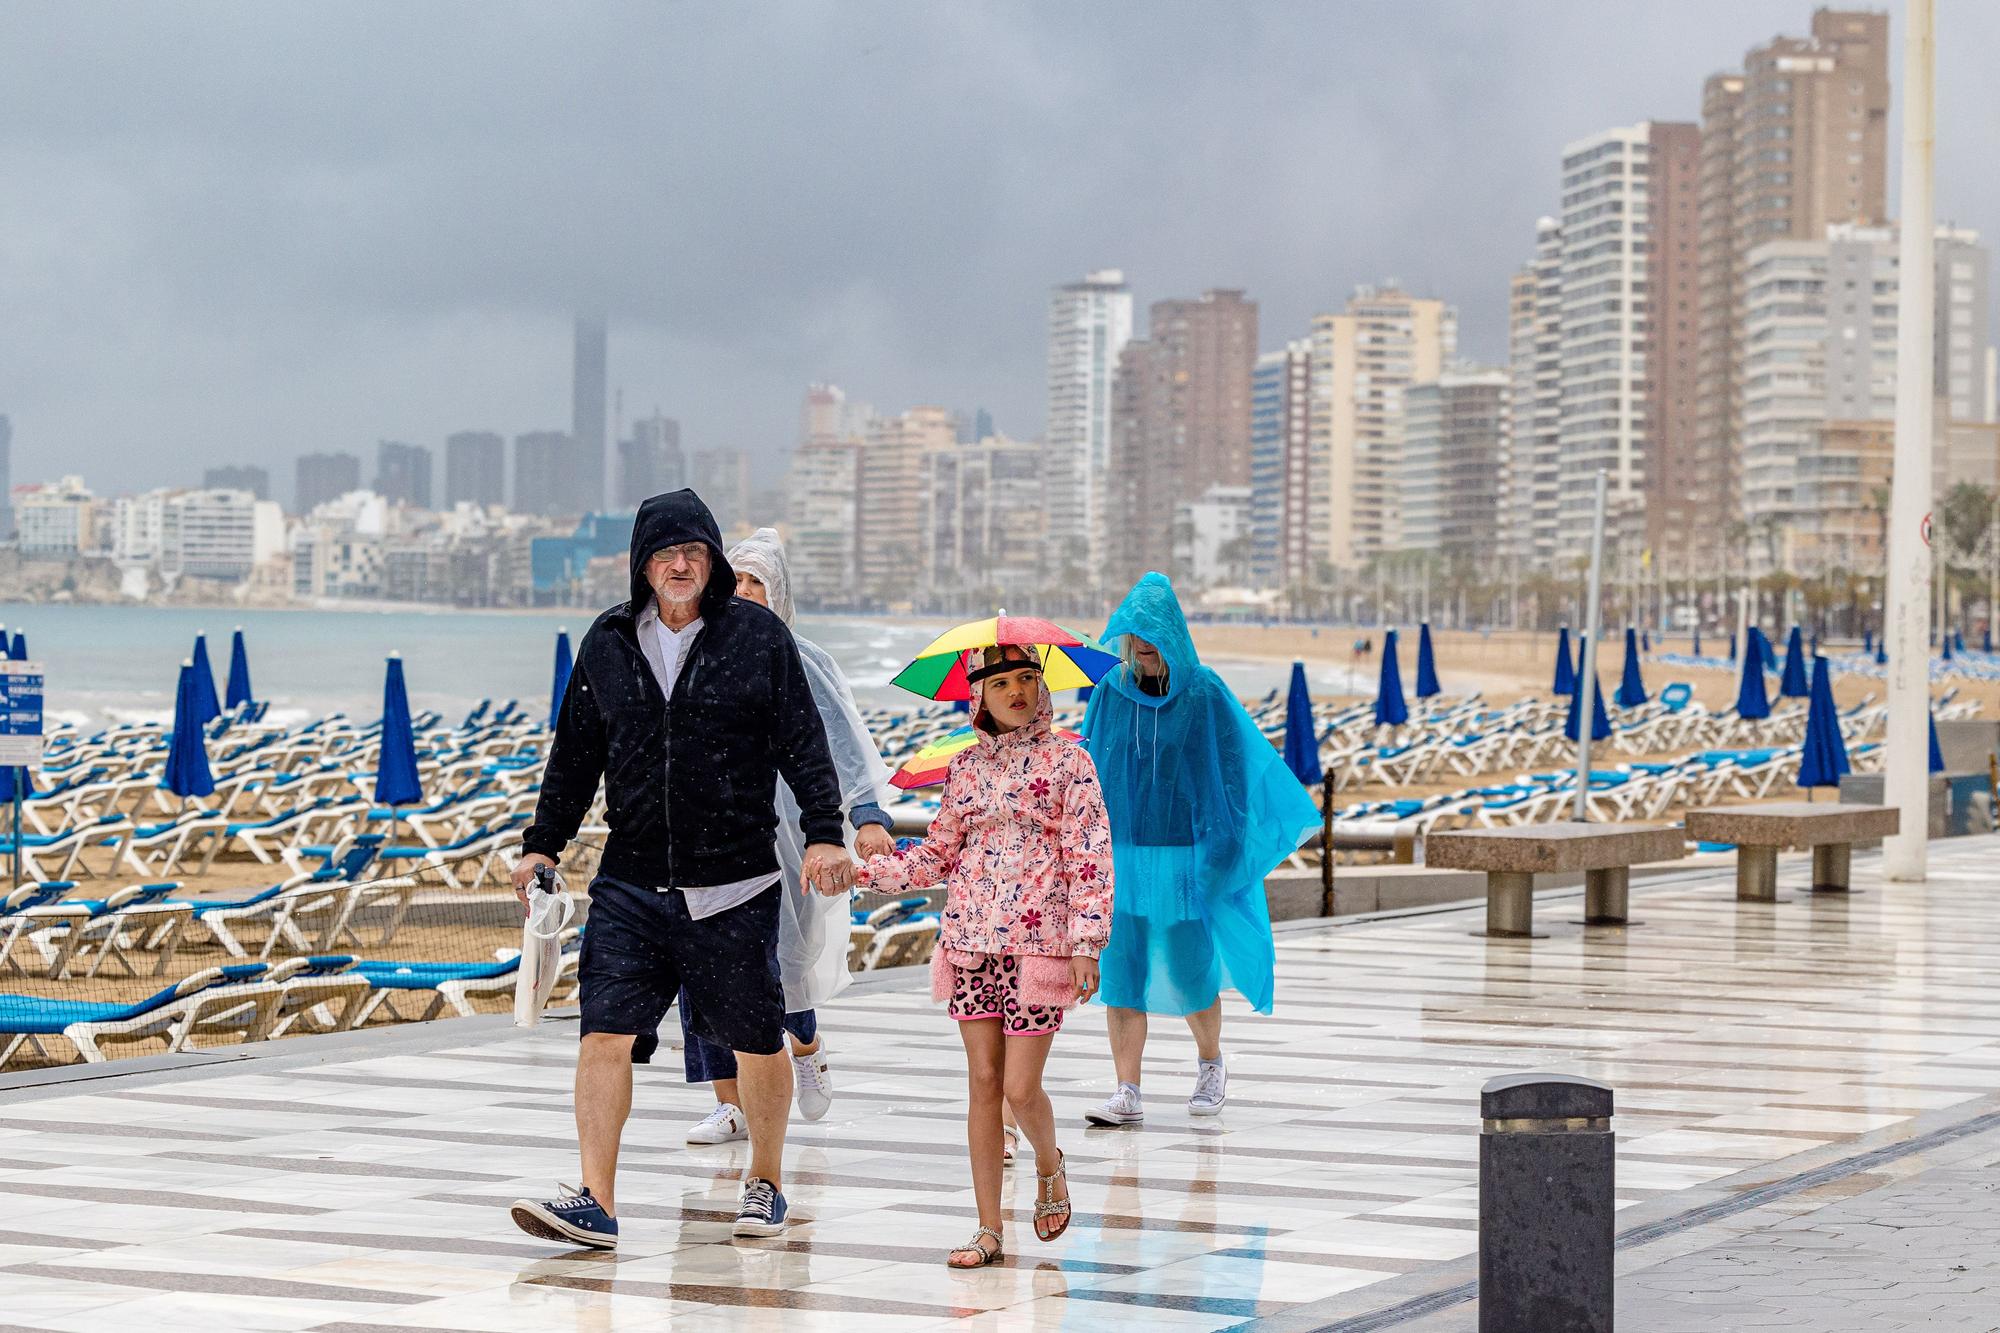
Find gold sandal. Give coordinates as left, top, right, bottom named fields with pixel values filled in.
left=947, top=1225, right=1004, bottom=1268
left=1034, top=1149, right=1072, bottom=1242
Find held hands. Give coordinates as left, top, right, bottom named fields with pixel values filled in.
left=511, top=852, right=558, bottom=918
left=801, top=842, right=858, bottom=896
left=855, top=824, right=896, bottom=862
left=1070, top=954, right=1100, bottom=1005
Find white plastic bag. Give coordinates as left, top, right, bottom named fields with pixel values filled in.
left=514, top=866, right=575, bottom=1028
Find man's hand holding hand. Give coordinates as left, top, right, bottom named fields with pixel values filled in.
left=801, top=843, right=856, bottom=896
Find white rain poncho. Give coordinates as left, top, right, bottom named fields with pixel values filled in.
left=729, top=528, right=895, bottom=1010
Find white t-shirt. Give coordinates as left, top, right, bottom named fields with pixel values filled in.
left=635, top=600, right=780, bottom=920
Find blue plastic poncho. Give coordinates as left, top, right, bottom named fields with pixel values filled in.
left=1082, top=573, right=1321, bottom=1015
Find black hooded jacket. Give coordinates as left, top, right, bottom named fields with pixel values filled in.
left=522, top=489, right=845, bottom=888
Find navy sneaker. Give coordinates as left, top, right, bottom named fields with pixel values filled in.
left=510, top=1182, right=619, bottom=1250
left=732, top=1177, right=790, bottom=1237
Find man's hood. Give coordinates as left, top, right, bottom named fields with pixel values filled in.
left=628, top=489, right=735, bottom=619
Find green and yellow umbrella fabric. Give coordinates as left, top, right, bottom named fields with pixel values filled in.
left=891, top=614, right=1118, bottom=702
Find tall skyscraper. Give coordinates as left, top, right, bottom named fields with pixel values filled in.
left=789, top=384, right=871, bottom=607
left=1308, top=285, right=1456, bottom=569
left=444, top=431, right=507, bottom=508
left=202, top=465, right=270, bottom=500
left=691, top=447, right=750, bottom=534
left=1248, top=341, right=1312, bottom=591
left=294, top=451, right=362, bottom=515
left=1, top=415, right=16, bottom=542
left=1692, top=9, right=1891, bottom=549
left=1937, top=230, right=1994, bottom=424
left=616, top=412, right=683, bottom=509
left=1640, top=121, right=1702, bottom=557
left=1556, top=124, right=1696, bottom=547
left=513, top=431, right=572, bottom=518
left=1398, top=368, right=1511, bottom=557
left=1044, top=270, right=1134, bottom=585
left=1503, top=224, right=1564, bottom=567
left=572, top=314, right=609, bottom=511
left=1105, top=290, right=1257, bottom=588
left=374, top=440, right=434, bottom=510
left=857, top=406, right=956, bottom=604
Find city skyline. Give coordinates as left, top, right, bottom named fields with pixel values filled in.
left=4, top=3, right=1997, bottom=493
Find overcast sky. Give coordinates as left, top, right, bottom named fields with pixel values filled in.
left=3, top=1, right=1995, bottom=498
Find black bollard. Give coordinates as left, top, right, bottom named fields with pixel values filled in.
left=1479, top=1072, right=1614, bottom=1333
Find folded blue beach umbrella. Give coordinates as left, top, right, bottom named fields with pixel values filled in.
left=161, top=662, right=216, bottom=800
left=1986, top=626, right=1994, bottom=655
left=1875, top=637, right=1887, bottom=666
left=1796, top=656, right=1850, bottom=791
left=1863, top=627, right=1874, bottom=656
left=1374, top=629, right=1408, bottom=727
left=375, top=654, right=424, bottom=808
left=1729, top=632, right=1738, bottom=662
left=1779, top=626, right=1809, bottom=698
left=1930, top=711, right=1945, bottom=774
left=1692, top=627, right=1702, bottom=658
left=1414, top=624, right=1441, bottom=699
left=225, top=628, right=255, bottom=710
left=1282, top=661, right=1323, bottom=785
left=1563, top=665, right=1612, bottom=742
left=548, top=629, right=574, bottom=731
left=1615, top=627, right=1648, bottom=707
left=1736, top=630, right=1772, bottom=720
left=1552, top=627, right=1576, bottom=697
left=1944, top=634, right=1955, bottom=662
left=189, top=633, right=222, bottom=725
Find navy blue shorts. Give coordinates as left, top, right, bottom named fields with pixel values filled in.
left=681, top=1002, right=816, bottom=1083
left=578, top=875, right=785, bottom=1064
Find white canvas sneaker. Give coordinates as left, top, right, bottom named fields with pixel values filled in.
left=1189, top=1058, right=1228, bottom=1116
left=1084, top=1082, right=1145, bottom=1126
left=793, top=1047, right=834, bottom=1122
left=686, top=1102, right=748, bottom=1144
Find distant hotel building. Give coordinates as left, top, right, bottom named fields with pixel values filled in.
left=1248, top=340, right=1312, bottom=591
left=1398, top=367, right=1510, bottom=557
left=444, top=431, right=506, bottom=509
left=616, top=412, right=683, bottom=510
left=294, top=451, right=362, bottom=515
left=512, top=431, right=573, bottom=518
left=375, top=440, right=434, bottom=510
left=202, top=465, right=270, bottom=501
left=1043, top=270, right=1133, bottom=586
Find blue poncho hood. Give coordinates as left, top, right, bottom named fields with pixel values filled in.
left=1083, top=573, right=1320, bottom=946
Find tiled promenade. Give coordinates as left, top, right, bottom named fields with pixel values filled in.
left=7, top=838, right=2000, bottom=1330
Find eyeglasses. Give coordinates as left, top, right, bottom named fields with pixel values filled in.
left=649, top=543, right=709, bottom=568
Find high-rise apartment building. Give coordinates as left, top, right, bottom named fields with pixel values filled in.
left=924, top=435, right=1046, bottom=599
left=1692, top=9, right=1891, bottom=548
left=161, top=488, right=286, bottom=581
left=201, top=465, right=270, bottom=501
left=1307, top=285, right=1455, bottom=568
left=1248, top=341, right=1312, bottom=591
left=374, top=441, right=434, bottom=510
left=1641, top=122, right=1702, bottom=556
left=294, top=451, right=362, bottom=515
left=1741, top=223, right=1995, bottom=571
left=1043, top=270, right=1134, bottom=585
left=1937, top=230, right=1994, bottom=424
left=616, top=413, right=683, bottom=510
left=857, top=406, right=956, bottom=605
left=788, top=384, right=872, bottom=608
left=512, top=431, right=572, bottom=518
left=1105, top=290, right=1257, bottom=588
left=572, top=314, right=609, bottom=512
left=444, top=431, right=506, bottom=509
left=691, top=448, right=750, bottom=535
left=1502, top=222, right=1565, bottom=566
left=1399, top=368, right=1510, bottom=558
left=1556, top=124, right=1697, bottom=548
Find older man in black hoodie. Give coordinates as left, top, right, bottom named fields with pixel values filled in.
left=508, top=489, right=851, bottom=1249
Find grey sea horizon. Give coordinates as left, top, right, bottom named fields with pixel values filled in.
left=0, top=602, right=1305, bottom=729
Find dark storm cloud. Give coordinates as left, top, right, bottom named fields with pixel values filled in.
left=1, top=2, right=1993, bottom=493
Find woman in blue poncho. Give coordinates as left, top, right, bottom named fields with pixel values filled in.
left=1080, top=573, right=1321, bottom=1123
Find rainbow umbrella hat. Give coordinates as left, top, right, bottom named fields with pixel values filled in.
left=892, top=614, right=1117, bottom=701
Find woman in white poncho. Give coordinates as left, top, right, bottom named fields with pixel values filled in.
left=677, top=528, right=898, bottom=1145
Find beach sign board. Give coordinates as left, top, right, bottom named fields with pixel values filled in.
left=0, top=661, right=44, bottom=767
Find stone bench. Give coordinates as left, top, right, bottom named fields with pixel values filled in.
left=1684, top=803, right=1900, bottom=902
left=1426, top=822, right=1688, bottom=938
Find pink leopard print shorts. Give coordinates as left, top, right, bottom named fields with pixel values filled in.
left=946, top=952, right=1065, bottom=1036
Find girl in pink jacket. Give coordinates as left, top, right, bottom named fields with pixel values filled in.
left=858, top=644, right=1113, bottom=1268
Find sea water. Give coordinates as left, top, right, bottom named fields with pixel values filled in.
left=0, top=602, right=1295, bottom=728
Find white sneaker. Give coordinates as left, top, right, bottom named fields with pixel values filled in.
left=1085, top=1082, right=1144, bottom=1126
left=686, top=1102, right=748, bottom=1144
left=1189, top=1058, right=1227, bottom=1116
left=793, top=1047, right=833, bottom=1122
